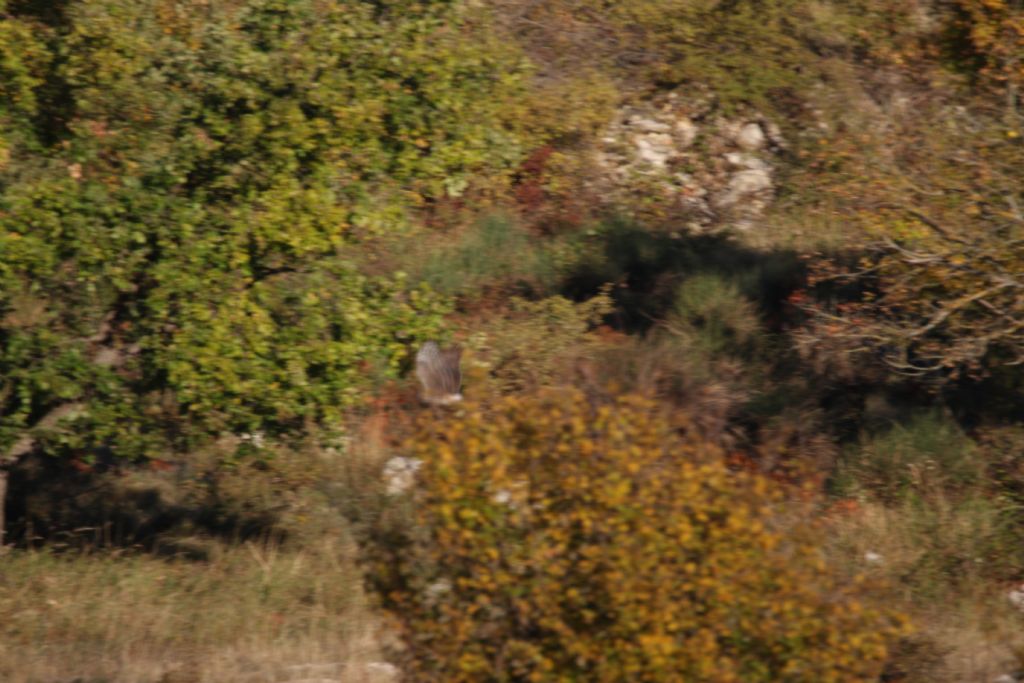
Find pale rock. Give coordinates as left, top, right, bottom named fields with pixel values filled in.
left=382, top=456, right=422, bottom=495
left=93, top=347, right=123, bottom=367
left=674, top=117, right=698, bottom=148
left=890, top=94, right=912, bottom=116
left=630, top=116, right=671, bottom=133
left=735, top=122, right=766, bottom=150
left=492, top=488, right=513, bottom=506
left=765, top=120, right=786, bottom=149
left=724, top=152, right=770, bottom=172
left=863, top=551, right=884, bottom=565
left=594, top=95, right=783, bottom=232
left=425, top=578, right=452, bottom=603
left=645, top=132, right=675, bottom=150
left=239, top=431, right=266, bottom=448
left=714, top=168, right=773, bottom=208
left=279, top=662, right=343, bottom=683
left=634, top=133, right=674, bottom=169
left=1008, top=584, right=1024, bottom=611
left=338, top=661, right=401, bottom=683
left=993, top=675, right=1017, bottom=683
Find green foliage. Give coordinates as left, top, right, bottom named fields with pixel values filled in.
left=832, top=413, right=985, bottom=504
left=413, top=215, right=567, bottom=298
left=902, top=494, right=1024, bottom=598
left=467, top=290, right=614, bottom=396
left=0, top=13, right=49, bottom=159
left=977, top=425, right=1024, bottom=510
left=610, top=0, right=813, bottom=108
left=668, top=273, right=762, bottom=357
left=496, top=0, right=894, bottom=115
left=828, top=413, right=1024, bottom=601
left=378, top=389, right=908, bottom=682
left=824, top=490, right=1024, bottom=683
left=149, top=269, right=449, bottom=438
left=0, top=0, right=535, bottom=458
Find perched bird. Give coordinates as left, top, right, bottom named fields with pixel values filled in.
left=415, top=341, right=463, bottom=406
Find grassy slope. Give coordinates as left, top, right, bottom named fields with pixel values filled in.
left=3, top=1, right=1024, bottom=681
left=0, top=541, right=386, bottom=683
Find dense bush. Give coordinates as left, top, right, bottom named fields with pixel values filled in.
left=378, top=389, right=907, bottom=682
left=0, top=0, right=534, bottom=460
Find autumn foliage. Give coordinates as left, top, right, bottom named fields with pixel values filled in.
left=379, top=390, right=907, bottom=682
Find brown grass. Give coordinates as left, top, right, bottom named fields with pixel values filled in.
left=0, top=536, right=396, bottom=683
left=0, top=416, right=408, bottom=683
left=825, top=499, right=1024, bottom=682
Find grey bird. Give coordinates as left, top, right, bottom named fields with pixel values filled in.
left=415, top=341, right=463, bottom=406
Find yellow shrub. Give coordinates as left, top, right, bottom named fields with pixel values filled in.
left=378, top=390, right=908, bottom=682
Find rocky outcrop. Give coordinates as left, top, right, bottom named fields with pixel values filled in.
left=593, top=90, right=786, bottom=233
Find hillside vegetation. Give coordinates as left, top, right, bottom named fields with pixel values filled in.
left=1, top=0, right=1023, bottom=681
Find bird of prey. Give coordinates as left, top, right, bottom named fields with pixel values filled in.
left=415, top=341, right=463, bottom=406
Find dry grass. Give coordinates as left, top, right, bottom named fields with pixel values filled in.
left=747, top=203, right=854, bottom=252
left=0, top=420, right=407, bottom=683
left=825, top=499, right=1024, bottom=682
left=0, top=537, right=395, bottom=683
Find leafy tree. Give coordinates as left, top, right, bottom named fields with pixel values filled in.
left=0, top=0, right=534, bottom=541
left=793, top=94, right=1023, bottom=379
left=779, top=0, right=1024, bottom=381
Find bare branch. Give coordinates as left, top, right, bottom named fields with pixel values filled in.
left=906, top=283, right=1015, bottom=339
left=875, top=203, right=969, bottom=245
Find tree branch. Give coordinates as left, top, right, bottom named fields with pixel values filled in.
left=905, top=283, right=1015, bottom=339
